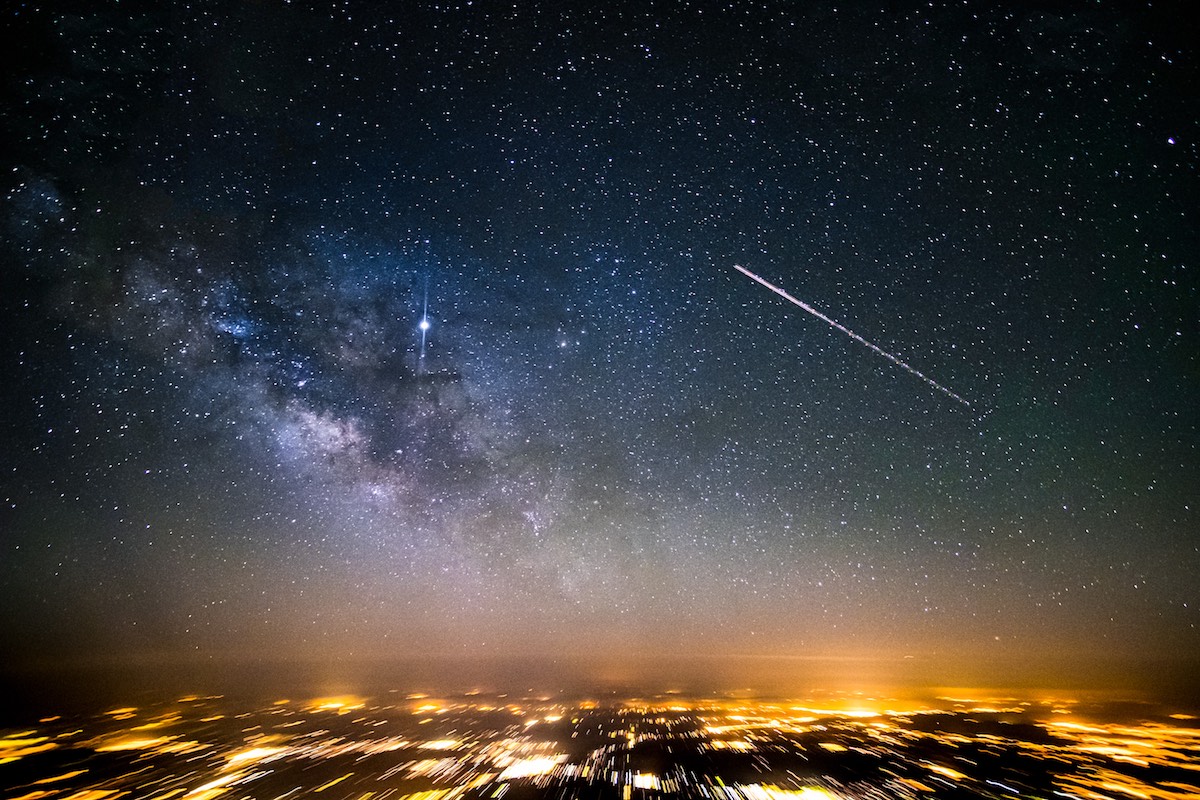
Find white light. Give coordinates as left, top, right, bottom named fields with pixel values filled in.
left=419, top=318, right=431, bottom=331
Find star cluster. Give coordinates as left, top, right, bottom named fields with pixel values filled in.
left=1, top=1, right=1196, bottom=692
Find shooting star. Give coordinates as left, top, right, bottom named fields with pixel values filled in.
left=734, top=264, right=970, bottom=406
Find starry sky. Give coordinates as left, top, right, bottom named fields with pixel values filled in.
left=2, top=1, right=1197, bottom=697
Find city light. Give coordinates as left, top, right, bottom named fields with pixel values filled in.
left=0, top=691, right=1195, bottom=799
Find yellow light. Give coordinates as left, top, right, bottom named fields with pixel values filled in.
left=709, top=740, right=754, bottom=751
left=0, top=735, right=49, bottom=750
left=926, top=763, right=966, bottom=782
left=0, top=744, right=56, bottom=765
left=315, top=773, right=354, bottom=792
left=793, top=789, right=838, bottom=800
left=897, top=778, right=935, bottom=793
left=737, top=784, right=839, bottom=800
left=95, top=737, right=174, bottom=752
left=498, top=756, right=564, bottom=780
left=225, top=746, right=286, bottom=768
left=1099, top=780, right=1151, bottom=799
left=421, top=739, right=461, bottom=750
left=307, top=695, right=366, bottom=713
left=182, top=770, right=244, bottom=799
left=32, top=769, right=88, bottom=785
left=632, top=773, right=660, bottom=790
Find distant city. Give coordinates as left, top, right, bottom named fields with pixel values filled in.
left=2, top=690, right=1197, bottom=799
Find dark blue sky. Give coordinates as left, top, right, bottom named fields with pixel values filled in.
left=1, top=1, right=1196, bottom=695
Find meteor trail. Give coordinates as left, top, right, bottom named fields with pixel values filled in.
left=734, top=264, right=970, bottom=406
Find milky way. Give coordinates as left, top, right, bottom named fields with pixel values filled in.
left=1, top=2, right=1196, bottom=697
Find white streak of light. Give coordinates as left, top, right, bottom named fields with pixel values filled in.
left=733, top=264, right=970, bottom=406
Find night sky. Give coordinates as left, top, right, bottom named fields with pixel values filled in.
left=2, top=1, right=1197, bottom=697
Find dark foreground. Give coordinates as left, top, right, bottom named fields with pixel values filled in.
left=2, top=691, right=1198, bottom=800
